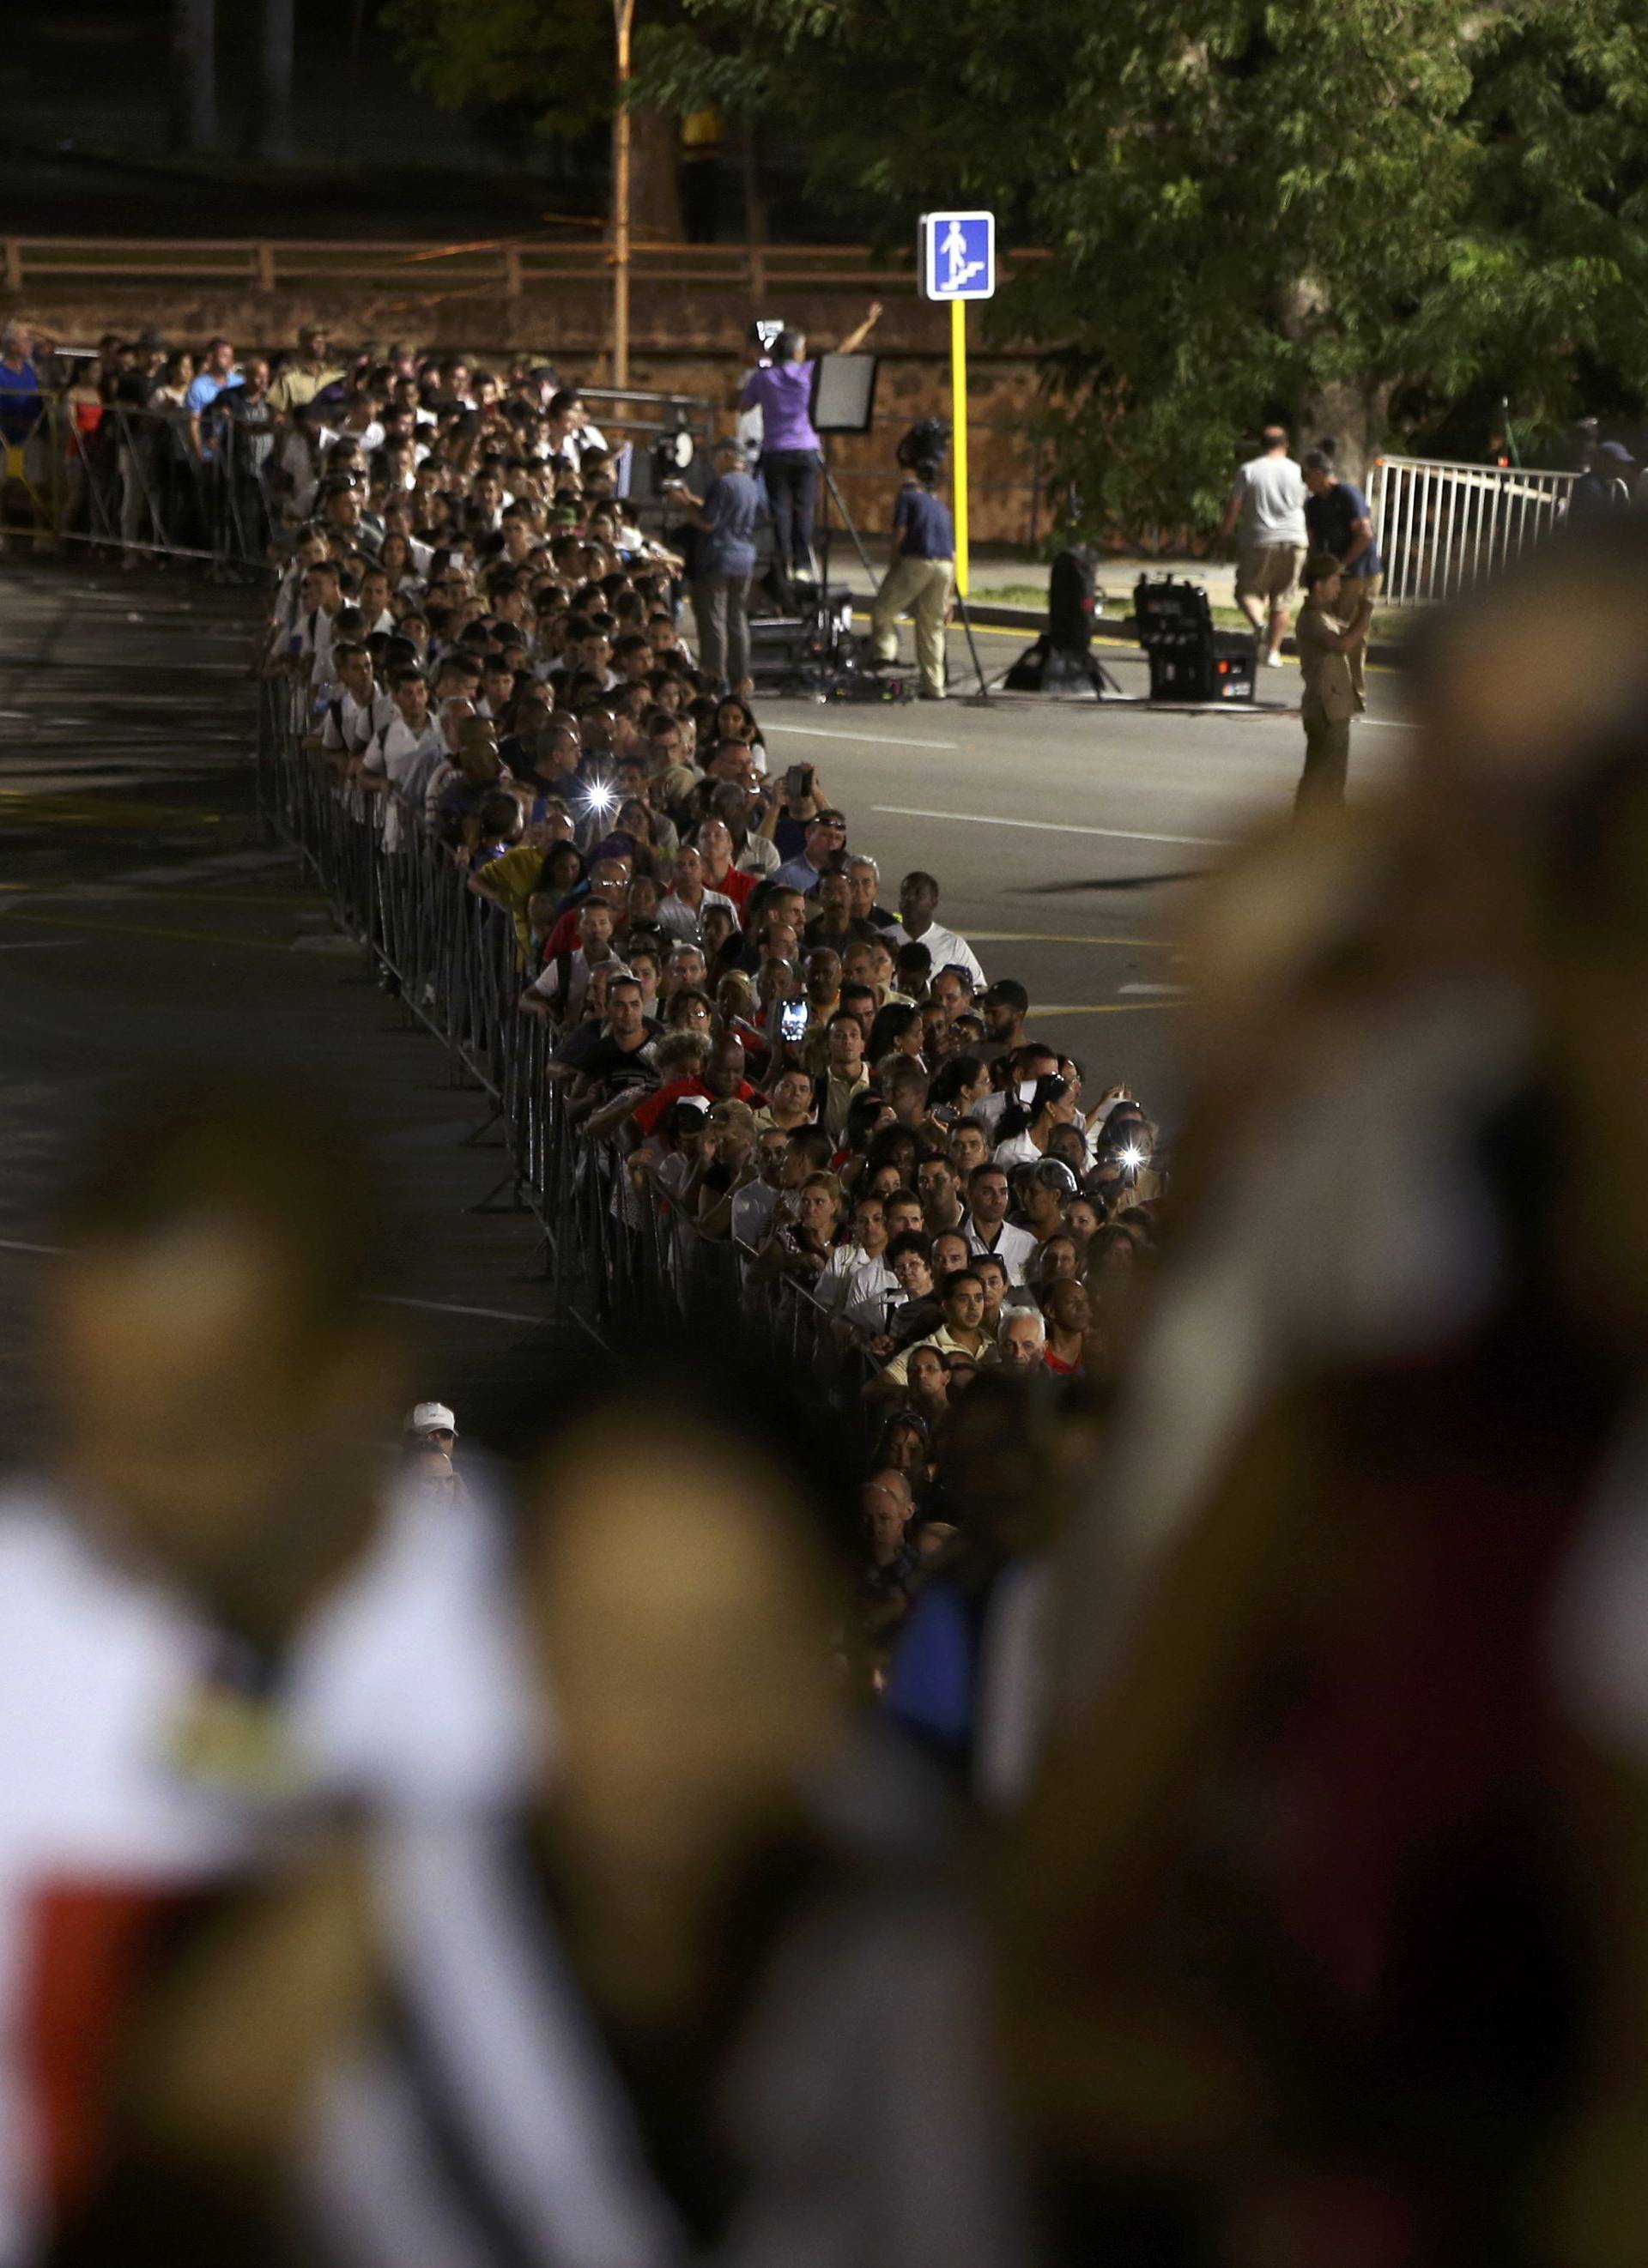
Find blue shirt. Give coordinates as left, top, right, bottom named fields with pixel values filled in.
left=0, top=358, right=40, bottom=445
left=772, top=852, right=826, bottom=895
left=184, top=370, right=241, bottom=459
left=894, top=481, right=954, bottom=560
left=1304, top=479, right=1382, bottom=578
left=699, top=469, right=764, bottom=577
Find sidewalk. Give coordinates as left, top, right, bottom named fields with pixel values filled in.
left=833, top=544, right=1407, bottom=666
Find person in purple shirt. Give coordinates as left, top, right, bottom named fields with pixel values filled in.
left=739, top=299, right=882, bottom=602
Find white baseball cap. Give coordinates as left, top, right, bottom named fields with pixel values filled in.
left=406, top=1401, right=457, bottom=1436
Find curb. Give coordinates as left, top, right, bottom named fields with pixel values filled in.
left=963, top=599, right=1406, bottom=671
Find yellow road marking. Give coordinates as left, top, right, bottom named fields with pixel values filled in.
left=971, top=929, right=1182, bottom=948
left=1032, top=1000, right=1190, bottom=1015
left=0, top=909, right=302, bottom=954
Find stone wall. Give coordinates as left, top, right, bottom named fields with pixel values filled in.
left=11, top=277, right=1052, bottom=546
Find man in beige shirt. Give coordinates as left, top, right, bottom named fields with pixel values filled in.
left=1293, top=552, right=1375, bottom=813
left=267, top=324, right=346, bottom=419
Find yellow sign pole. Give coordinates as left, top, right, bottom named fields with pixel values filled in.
left=611, top=0, right=635, bottom=389
left=950, top=295, right=969, bottom=597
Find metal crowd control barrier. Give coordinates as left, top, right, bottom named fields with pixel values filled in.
left=258, top=683, right=875, bottom=1421
left=1366, top=454, right=1578, bottom=605
left=1, top=396, right=271, bottom=568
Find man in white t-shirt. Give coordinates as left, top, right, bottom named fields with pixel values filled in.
left=878, top=870, right=986, bottom=993
left=360, top=668, right=447, bottom=847
left=316, top=644, right=392, bottom=761
left=1220, top=423, right=1309, bottom=668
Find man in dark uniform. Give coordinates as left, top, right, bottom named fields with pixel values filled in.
left=1294, top=552, right=1374, bottom=813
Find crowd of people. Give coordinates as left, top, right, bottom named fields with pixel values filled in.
left=234, top=320, right=1166, bottom=1664
left=11, top=305, right=1648, bottom=2268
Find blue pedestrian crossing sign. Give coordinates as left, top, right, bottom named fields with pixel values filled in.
left=920, top=211, right=996, bottom=302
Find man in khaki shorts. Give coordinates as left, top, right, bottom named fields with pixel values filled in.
left=1220, top=424, right=1308, bottom=668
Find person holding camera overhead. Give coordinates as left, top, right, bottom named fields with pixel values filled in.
left=869, top=456, right=956, bottom=700
left=740, top=299, right=883, bottom=603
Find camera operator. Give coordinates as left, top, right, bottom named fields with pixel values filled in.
left=739, top=299, right=882, bottom=603
left=869, top=455, right=955, bottom=700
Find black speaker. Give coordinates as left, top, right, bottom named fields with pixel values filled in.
left=810, top=353, right=879, bottom=435
left=1134, top=575, right=1255, bottom=704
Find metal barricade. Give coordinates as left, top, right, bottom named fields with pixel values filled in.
left=1, top=395, right=270, bottom=569
left=259, top=696, right=872, bottom=1402
left=1366, top=454, right=1578, bottom=605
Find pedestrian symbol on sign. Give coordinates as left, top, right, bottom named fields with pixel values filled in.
left=919, top=211, right=996, bottom=302
left=940, top=219, right=985, bottom=295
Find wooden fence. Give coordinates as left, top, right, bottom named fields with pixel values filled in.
left=0, top=237, right=1047, bottom=299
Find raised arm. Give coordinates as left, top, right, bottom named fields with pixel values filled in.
left=837, top=301, right=884, bottom=357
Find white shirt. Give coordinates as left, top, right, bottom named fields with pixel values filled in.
left=367, top=714, right=447, bottom=802
left=299, top=603, right=340, bottom=675
left=365, top=714, right=447, bottom=850
left=0, top=1479, right=534, bottom=2263
left=879, top=919, right=986, bottom=992
left=657, top=887, right=736, bottom=946
left=1231, top=452, right=1308, bottom=547
left=965, top=1217, right=1039, bottom=1286
left=730, top=1179, right=781, bottom=1249
left=818, top=1242, right=893, bottom=1315
left=322, top=686, right=394, bottom=758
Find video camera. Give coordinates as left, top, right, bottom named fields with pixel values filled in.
left=896, top=414, right=952, bottom=472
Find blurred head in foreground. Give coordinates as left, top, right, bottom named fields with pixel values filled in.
left=1008, top=519, right=1648, bottom=2266
left=519, top=1351, right=857, bottom=1896
left=44, top=1079, right=399, bottom=1642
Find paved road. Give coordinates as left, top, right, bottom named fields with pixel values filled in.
left=0, top=560, right=574, bottom=1462
left=757, top=608, right=1413, bottom=1107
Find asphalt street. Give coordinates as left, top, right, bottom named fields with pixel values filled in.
left=773, top=605, right=1413, bottom=1098
left=0, top=560, right=1413, bottom=1454
left=0, top=560, right=574, bottom=1461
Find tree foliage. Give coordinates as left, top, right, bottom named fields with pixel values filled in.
left=637, top=0, right=1648, bottom=533
left=384, top=0, right=615, bottom=139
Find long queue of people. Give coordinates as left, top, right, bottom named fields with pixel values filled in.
left=16, top=313, right=1648, bottom=2268
left=251, top=323, right=1165, bottom=1658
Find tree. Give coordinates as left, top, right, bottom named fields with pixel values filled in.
left=384, top=0, right=685, bottom=239
left=168, top=0, right=219, bottom=155
left=247, top=0, right=297, bottom=165
left=636, top=0, right=1648, bottom=534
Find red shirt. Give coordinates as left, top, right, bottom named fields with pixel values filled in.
left=631, top=1074, right=760, bottom=1136
left=703, top=863, right=758, bottom=913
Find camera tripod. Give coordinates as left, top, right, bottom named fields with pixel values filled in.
left=803, top=452, right=995, bottom=702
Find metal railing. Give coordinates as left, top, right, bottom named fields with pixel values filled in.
left=1, top=235, right=1047, bottom=299
left=1, top=396, right=272, bottom=567
left=255, top=685, right=869, bottom=1411
left=1366, top=454, right=1578, bottom=605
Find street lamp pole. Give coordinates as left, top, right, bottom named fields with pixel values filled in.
left=612, top=0, right=636, bottom=390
